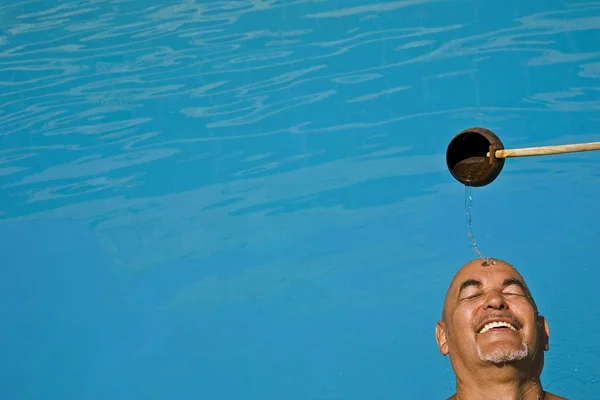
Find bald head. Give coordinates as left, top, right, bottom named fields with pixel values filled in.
left=441, top=257, right=538, bottom=321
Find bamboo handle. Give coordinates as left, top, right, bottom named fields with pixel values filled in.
left=487, top=141, right=600, bottom=159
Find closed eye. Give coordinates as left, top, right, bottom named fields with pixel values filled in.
left=458, top=279, right=483, bottom=300
left=503, top=283, right=527, bottom=296
left=461, top=291, right=483, bottom=300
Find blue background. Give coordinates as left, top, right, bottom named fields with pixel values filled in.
left=1, top=0, right=599, bottom=398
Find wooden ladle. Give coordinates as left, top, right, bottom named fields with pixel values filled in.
left=446, top=127, right=600, bottom=187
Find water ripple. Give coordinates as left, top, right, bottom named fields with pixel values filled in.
left=182, top=89, right=336, bottom=128
left=6, top=149, right=179, bottom=187
left=304, top=0, right=441, bottom=19
left=1, top=0, right=600, bottom=224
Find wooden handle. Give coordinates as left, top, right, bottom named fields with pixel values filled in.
left=487, top=141, right=600, bottom=159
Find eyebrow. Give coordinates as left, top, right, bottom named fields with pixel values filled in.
left=458, top=279, right=482, bottom=295
left=502, top=277, right=527, bottom=291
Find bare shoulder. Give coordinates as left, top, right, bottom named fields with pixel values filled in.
left=545, top=392, right=568, bottom=400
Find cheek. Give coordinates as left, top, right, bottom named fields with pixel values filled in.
left=511, top=301, right=537, bottom=324
left=451, top=308, right=478, bottom=338
left=509, top=302, right=539, bottom=339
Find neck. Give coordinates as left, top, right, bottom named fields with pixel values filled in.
left=454, top=363, right=544, bottom=400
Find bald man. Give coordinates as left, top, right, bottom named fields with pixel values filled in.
left=435, top=258, right=567, bottom=399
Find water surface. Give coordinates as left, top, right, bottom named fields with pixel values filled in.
left=1, top=1, right=599, bottom=398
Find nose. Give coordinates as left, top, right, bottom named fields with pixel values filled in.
left=483, top=289, right=508, bottom=310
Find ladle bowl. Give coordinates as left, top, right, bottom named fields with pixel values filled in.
left=446, top=127, right=505, bottom=187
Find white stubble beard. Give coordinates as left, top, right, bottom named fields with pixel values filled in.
left=476, top=342, right=529, bottom=364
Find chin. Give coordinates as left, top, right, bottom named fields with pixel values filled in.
left=477, top=344, right=529, bottom=364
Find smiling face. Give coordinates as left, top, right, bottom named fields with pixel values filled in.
left=436, top=259, right=549, bottom=373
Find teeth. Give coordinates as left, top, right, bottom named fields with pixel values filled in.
left=479, top=321, right=517, bottom=333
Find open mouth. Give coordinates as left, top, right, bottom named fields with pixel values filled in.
left=478, top=321, right=518, bottom=334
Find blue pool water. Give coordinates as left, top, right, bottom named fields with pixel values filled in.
left=1, top=1, right=599, bottom=398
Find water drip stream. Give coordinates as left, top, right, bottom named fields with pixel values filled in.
left=464, top=185, right=492, bottom=264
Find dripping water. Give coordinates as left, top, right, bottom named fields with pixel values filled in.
left=464, top=185, right=492, bottom=264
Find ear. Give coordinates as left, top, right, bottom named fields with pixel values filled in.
left=436, top=321, right=449, bottom=355
left=538, top=315, right=550, bottom=351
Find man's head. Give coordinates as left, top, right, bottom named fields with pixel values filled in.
left=435, top=258, right=550, bottom=377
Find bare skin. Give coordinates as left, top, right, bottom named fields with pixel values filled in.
left=435, top=258, right=567, bottom=400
